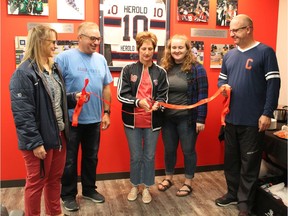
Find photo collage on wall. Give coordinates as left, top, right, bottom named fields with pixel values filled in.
left=177, top=0, right=209, bottom=22
left=15, top=36, right=78, bottom=68
left=210, top=43, right=235, bottom=68
left=177, top=0, right=239, bottom=67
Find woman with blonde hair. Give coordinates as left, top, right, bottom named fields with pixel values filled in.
left=158, top=34, right=208, bottom=197
left=9, top=25, right=79, bottom=216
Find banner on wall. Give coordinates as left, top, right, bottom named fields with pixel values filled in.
left=7, top=0, right=49, bottom=16
left=100, top=0, right=170, bottom=71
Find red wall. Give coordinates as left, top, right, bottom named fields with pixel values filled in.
left=0, top=0, right=279, bottom=181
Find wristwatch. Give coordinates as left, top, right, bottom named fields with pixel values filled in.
left=104, top=110, right=111, bottom=115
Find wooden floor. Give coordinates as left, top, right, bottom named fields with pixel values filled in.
left=0, top=170, right=239, bottom=216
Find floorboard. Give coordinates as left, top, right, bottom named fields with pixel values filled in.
left=0, top=170, right=238, bottom=216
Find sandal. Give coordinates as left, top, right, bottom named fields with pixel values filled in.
left=176, top=183, right=192, bottom=197
left=158, top=179, right=173, bottom=191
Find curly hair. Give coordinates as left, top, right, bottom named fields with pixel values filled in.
left=161, top=34, right=197, bottom=72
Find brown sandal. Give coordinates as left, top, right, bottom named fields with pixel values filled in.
left=176, top=184, right=192, bottom=197
left=158, top=179, right=173, bottom=191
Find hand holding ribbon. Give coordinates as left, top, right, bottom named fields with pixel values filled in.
left=72, top=79, right=90, bottom=127
left=157, top=85, right=231, bottom=125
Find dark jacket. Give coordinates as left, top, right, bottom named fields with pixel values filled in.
left=9, top=59, right=77, bottom=150
left=117, top=61, right=169, bottom=131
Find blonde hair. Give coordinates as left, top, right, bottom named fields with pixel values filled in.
left=78, top=22, right=99, bottom=35
left=135, top=31, right=158, bottom=51
left=19, top=25, right=57, bottom=72
left=161, top=34, right=197, bottom=72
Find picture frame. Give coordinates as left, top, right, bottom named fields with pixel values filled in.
left=210, top=43, right=235, bottom=68
left=7, top=0, right=49, bottom=16
left=99, top=0, right=171, bottom=71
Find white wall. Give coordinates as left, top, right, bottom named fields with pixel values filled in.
left=276, top=0, right=287, bottom=107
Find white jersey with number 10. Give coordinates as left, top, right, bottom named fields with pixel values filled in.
left=103, top=0, right=166, bottom=67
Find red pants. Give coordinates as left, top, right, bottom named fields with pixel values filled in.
left=21, top=133, right=66, bottom=216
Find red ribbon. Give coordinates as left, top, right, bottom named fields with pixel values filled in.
left=220, top=87, right=231, bottom=126
left=72, top=79, right=90, bottom=127
left=158, top=85, right=231, bottom=125
left=72, top=79, right=231, bottom=126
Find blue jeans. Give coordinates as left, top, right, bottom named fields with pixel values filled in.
left=162, top=116, right=198, bottom=179
left=124, top=127, right=160, bottom=186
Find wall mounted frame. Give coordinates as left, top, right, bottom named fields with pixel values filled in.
left=99, top=0, right=170, bottom=71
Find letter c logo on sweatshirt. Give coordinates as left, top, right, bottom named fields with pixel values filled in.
left=245, top=58, right=253, bottom=70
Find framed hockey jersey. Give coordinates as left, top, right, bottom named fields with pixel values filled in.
left=99, top=0, right=170, bottom=71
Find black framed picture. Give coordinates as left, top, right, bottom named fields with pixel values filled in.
left=99, top=0, right=170, bottom=71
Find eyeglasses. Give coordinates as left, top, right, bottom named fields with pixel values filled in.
left=45, top=39, right=57, bottom=45
left=81, top=34, right=101, bottom=42
left=229, top=26, right=250, bottom=34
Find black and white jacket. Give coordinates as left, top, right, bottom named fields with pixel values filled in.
left=117, top=61, right=169, bottom=131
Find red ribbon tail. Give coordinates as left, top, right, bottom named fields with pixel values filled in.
left=72, top=79, right=89, bottom=127
left=220, top=87, right=231, bottom=126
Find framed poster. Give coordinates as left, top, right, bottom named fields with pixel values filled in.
left=99, top=0, right=171, bottom=71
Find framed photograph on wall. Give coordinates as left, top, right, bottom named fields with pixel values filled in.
left=99, top=0, right=171, bottom=71
left=8, top=0, right=49, bottom=16
left=216, top=0, right=238, bottom=26
left=210, top=43, right=235, bottom=68
left=177, top=0, right=209, bottom=23
left=57, top=0, right=85, bottom=20
left=191, top=40, right=204, bottom=64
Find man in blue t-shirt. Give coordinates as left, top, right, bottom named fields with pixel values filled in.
left=55, top=22, right=113, bottom=212
left=215, top=14, right=280, bottom=216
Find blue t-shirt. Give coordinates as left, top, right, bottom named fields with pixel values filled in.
left=55, top=48, right=113, bottom=124
left=218, top=43, right=280, bottom=126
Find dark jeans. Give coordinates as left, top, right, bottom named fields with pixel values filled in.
left=61, top=122, right=101, bottom=200
left=162, top=116, right=198, bottom=179
left=224, top=123, right=264, bottom=212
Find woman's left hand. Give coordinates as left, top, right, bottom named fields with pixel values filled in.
left=196, top=123, right=205, bottom=133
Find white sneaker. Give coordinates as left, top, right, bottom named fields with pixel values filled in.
left=142, top=188, right=152, bottom=204
left=127, top=187, right=138, bottom=201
